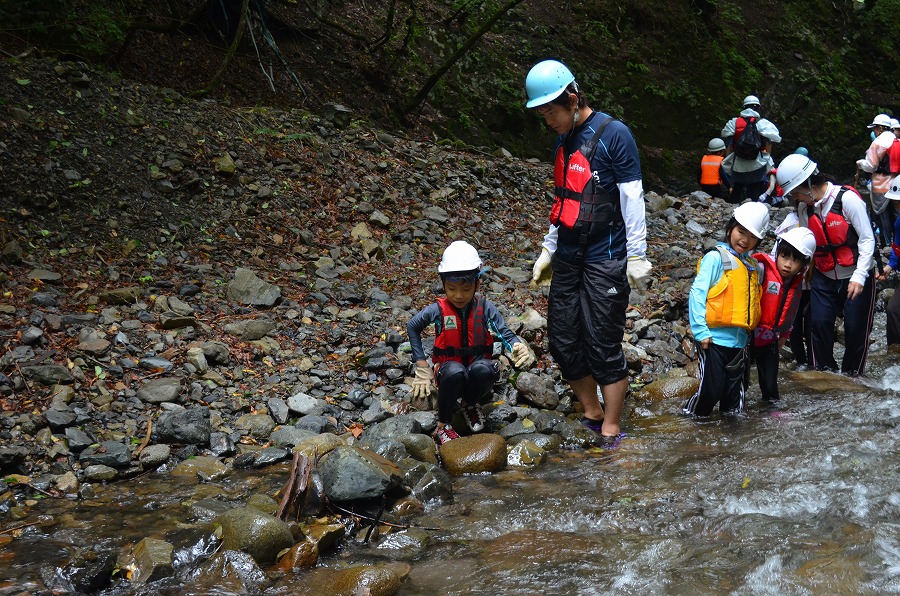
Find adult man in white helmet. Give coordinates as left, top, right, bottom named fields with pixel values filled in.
left=720, top=95, right=782, bottom=204
left=525, top=59, right=651, bottom=446
left=857, top=113, right=897, bottom=249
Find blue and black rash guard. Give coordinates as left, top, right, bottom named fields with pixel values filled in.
left=554, top=111, right=643, bottom=263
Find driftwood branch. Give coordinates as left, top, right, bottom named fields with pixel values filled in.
left=276, top=451, right=311, bottom=521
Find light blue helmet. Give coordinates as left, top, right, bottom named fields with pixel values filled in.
left=525, top=60, right=575, bottom=108
left=794, top=146, right=809, bottom=156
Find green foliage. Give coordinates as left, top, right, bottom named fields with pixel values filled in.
left=1, top=0, right=128, bottom=59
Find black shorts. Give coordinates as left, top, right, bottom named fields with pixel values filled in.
left=548, top=255, right=629, bottom=386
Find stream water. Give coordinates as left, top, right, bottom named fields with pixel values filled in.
left=1, top=348, right=898, bottom=595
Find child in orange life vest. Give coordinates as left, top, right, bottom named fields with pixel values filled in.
left=750, top=227, right=816, bottom=402
left=682, top=202, right=769, bottom=417
left=406, top=241, right=535, bottom=445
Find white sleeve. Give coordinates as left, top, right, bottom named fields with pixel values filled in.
left=844, top=198, right=875, bottom=285
left=721, top=118, right=736, bottom=138
left=757, top=119, right=782, bottom=143
left=618, top=179, right=647, bottom=258
left=541, top=224, right=558, bottom=254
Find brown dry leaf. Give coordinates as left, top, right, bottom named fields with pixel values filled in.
left=347, top=423, right=364, bottom=439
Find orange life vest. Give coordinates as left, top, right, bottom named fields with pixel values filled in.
left=697, top=246, right=761, bottom=331
left=752, top=253, right=803, bottom=346
left=806, top=187, right=859, bottom=273
left=699, top=154, right=724, bottom=185
left=432, top=297, right=492, bottom=366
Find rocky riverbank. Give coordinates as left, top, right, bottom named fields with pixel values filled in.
left=3, top=57, right=884, bottom=593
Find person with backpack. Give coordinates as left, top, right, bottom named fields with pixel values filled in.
left=856, top=113, right=898, bottom=249
left=775, top=154, right=876, bottom=376
left=525, top=59, right=652, bottom=445
left=721, top=95, right=781, bottom=204
left=698, top=138, right=730, bottom=199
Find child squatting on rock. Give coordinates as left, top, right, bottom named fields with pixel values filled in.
left=406, top=241, right=536, bottom=445
left=750, top=227, right=816, bottom=402
left=682, top=202, right=769, bottom=417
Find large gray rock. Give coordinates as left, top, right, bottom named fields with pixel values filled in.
left=514, top=372, right=559, bottom=409
left=136, top=377, right=182, bottom=404
left=22, top=365, right=72, bottom=386
left=287, top=391, right=326, bottom=416
left=79, top=441, right=131, bottom=468
left=223, top=319, right=275, bottom=341
left=156, top=407, right=211, bottom=445
left=319, top=446, right=402, bottom=502
left=226, top=268, right=281, bottom=307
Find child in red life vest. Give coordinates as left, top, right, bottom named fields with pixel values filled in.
left=407, top=241, right=536, bottom=445
left=750, top=227, right=816, bottom=402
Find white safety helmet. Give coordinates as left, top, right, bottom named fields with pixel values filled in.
left=707, top=138, right=726, bottom=152
left=438, top=240, right=482, bottom=279
left=887, top=175, right=900, bottom=201
left=732, top=202, right=769, bottom=240
left=778, top=227, right=816, bottom=259
left=525, top=60, right=575, bottom=108
left=742, top=95, right=760, bottom=108
left=775, top=154, right=818, bottom=195
left=891, top=118, right=900, bottom=130
left=867, top=113, right=892, bottom=128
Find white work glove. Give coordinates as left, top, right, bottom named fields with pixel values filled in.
left=411, top=365, right=433, bottom=398
left=511, top=342, right=535, bottom=369
left=531, top=248, right=552, bottom=287
left=627, top=256, right=653, bottom=289
left=758, top=193, right=770, bottom=203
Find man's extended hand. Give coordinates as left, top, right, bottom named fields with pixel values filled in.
left=627, top=256, right=653, bottom=289
left=531, top=248, right=552, bottom=287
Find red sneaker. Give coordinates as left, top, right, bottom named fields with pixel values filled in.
left=434, top=425, right=460, bottom=445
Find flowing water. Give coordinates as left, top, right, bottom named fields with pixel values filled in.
left=1, top=351, right=898, bottom=595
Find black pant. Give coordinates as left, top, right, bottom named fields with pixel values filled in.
left=809, top=270, right=876, bottom=375
left=750, top=342, right=780, bottom=401
left=887, top=286, right=900, bottom=346
left=728, top=179, right=767, bottom=204
left=435, top=359, right=499, bottom=424
left=789, top=289, right=811, bottom=365
left=682, top=342, right=747, bottom=416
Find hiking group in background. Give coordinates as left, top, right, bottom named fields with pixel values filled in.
left=691, top=97, right=900, bottom=416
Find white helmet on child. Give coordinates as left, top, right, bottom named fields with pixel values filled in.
left=778, top=227, right=816, bottom=259
left=733, top=202, right=769, bottom=240
left=743, top=95, right=761, bottom=108
left=439, top=240, right=482, bottom=276
left=775, top=154, right=818, bottom=195
left=886, top=175, right=900, bottom=201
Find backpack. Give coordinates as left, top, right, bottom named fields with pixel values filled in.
left=733, top=116, right=763, bottom=160
left=887, top=137, right=900, bottom=175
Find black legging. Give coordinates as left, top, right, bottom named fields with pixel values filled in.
left=435, top=359, right=499, bottom=424
left=750, top=342, right=780, bottom=401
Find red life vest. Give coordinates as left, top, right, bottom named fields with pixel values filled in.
left=806, top=187, right=860, bottom=273
left=752, top=253, right=804, bottom=346
left=550, top=117, right=622, bottom=240
left=432, top=297, right=492, bottom=366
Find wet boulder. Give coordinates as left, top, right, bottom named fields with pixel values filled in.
left=514, top=372, right=559, bottom=409
left=274, top=540, right=319, bottom=571
left=640, top=375, right=700, bottom=401
left=439, top=433, right=507, bottom=476
left=319, top=445, right=403, bottom=501
left=215, top=507, right=293, bottom=565
left=128, top=537, right=174, bottom=584
left=507, top=439, right=545, bottom=469
left=291, top=562, right=411, bottom=596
